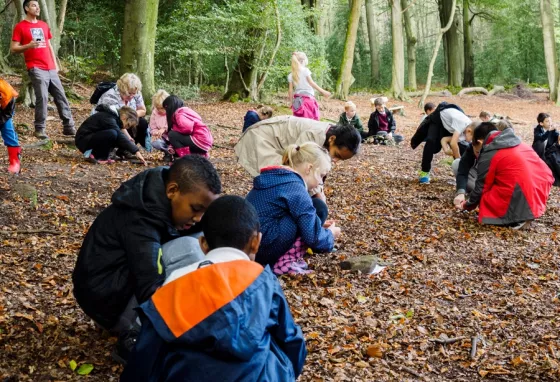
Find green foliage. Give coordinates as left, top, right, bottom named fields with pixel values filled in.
left=157, top=82, right=200, bottom=100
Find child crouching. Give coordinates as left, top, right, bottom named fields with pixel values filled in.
left=246, top=142, right=341, bottom=275
left=121, top=195, right=306, bottom=381
left=0, top=79, right=20, bottom=174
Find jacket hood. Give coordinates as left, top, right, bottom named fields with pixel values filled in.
left=142, top=250, right=269, bottom=360
left=253, top=167, right=305, bottom=190
left=483, top=127, right=521, bottom=153
left=111, top=167, right=173, bottom=228
left=95, top=103, right=119, bottom=116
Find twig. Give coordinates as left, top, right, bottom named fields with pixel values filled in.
left=58, top=74, right=88, bottom=91
left=213, top=144, right=234, bottom=150
left=388, top=361, right=424, bottom=379
left=210, top=124, right=239, bottom=131
left=0, top=229, right=61, bottom=235
left=470, top=335, right=480, bottom=360
left=430, top=336, right=466, bottom=345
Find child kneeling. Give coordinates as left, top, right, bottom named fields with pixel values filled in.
left=121, top=195, right=307, bottom=381
left=246, top=142, right=341, bottom=275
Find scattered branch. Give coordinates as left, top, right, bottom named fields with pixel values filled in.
left=388, top=361, right=425, bottom=379
left=430, top=336, right=466, bottom=345
left=458, top=87, right=489, bottom=97
left=0, top=229, right=61, bottom=235
left=58, top=74, right=88, bottom=91
left=470, top=335, right=481, bottom=360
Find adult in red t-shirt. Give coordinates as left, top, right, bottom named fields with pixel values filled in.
left=11, top=0, right=75, bottom=139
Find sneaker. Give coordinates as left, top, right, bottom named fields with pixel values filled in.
left=34, top=129, right=49, bottom=139
left=62, top=126, right=76, bottom=136
left=85, top=154, right=98, bottom=164
left=419, top=171, right=430, bottom=184
left=111, top=328, right=139, bottom=365
left=510, top=221, right=531, bottom=230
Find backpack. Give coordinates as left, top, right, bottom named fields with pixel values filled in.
left=89, top=81, right=116, bottom=105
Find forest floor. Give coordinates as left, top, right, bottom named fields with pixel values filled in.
left=0, top=79, right=559, bottom=381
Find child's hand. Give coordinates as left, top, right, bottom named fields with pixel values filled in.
left=453, top=193, right=465, bottom=208
left=323, top=219, right=335, bottom=228
left=328, top=223, right=341, bottom=239
left=136, top=152, right=147, bottom=166
left=322, top=90, right=332, bottom=99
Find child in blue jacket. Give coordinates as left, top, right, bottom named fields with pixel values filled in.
left=121, top=195, right=307, bottom=381
left=246, top=142, right=341, bottom=275
left=242, top=105, right=273, bottom=133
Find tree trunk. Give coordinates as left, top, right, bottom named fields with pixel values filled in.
left=365, top=0, right=380, bottom=85
left=401, top=0, right=417, bottom=91
left=301, top=0, right=318, bottom=33
left=334, top=0, right=362, bottom=99
left=256, top=0, right=282, bottom=96
left=440, top=0, right=461, bottom=87
left=316, top=0, right=325, bottom=36
left=540, top=0, right=558, bottom=101
left=120, top=0, right=159, bottom=106
left=419, top=0, right=457, bottom=108
left=462, top=0, right=475, bottom=87
left=390, top=0, right=407, bottom=100
left=222, top=53, right=255, bottom=101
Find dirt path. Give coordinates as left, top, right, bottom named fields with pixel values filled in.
left=1, top=87, right=559, bottom=381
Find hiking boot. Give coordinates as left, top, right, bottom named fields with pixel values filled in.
left=34, top=128, right=48, bottom=139
left=62, top=126, right=76, bottom=136
left=419, top=171, right=430, bottom=184
left=111, top=328, right=139, bottom=365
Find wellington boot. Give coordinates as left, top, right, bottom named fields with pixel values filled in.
left=7, top=146, right=21, bottom=174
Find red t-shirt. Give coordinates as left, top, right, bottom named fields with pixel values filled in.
left=12, top=20, right=55, bottom=70
left=378, top=112, right=389, bottom=132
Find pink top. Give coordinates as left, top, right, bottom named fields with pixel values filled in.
left=149, top=109, right=167, bottom=136
left=172, top=107, right=213, bottom=152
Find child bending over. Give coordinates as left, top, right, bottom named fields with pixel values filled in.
left=338, top=101, right=364, bottom=133
left=149, top=89, right=171, bottom=160
left=532, top=112, right=558, bottom=158
left=441, top=122, right=475, bottom=156
left=246, top=142, right=341, bottom=275
left=0, top=79, right=21, bottom=174
left=243, top=105, right=273, bottom=133
left=121, top=195, right=307, bottom=381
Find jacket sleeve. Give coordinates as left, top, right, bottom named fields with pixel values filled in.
left=367, top=112, right=377, bottom=136
left=465, top=149, right=495, bottom=210
left=173, top=109, right=195, bottom=135
left=387, top=110, right=396, bottom=133
left=268, top=279, right=307, bottom=378
left=0, top=98, right=16, bottom=125
left=533, top=126, right=548, bottom=142
left=550, top=129, right=559, bottom=145
left=288, top=189, right=334, bottom=252
left=123, top=217, right=166, bottom=303
left=355, top=116, right=364, bottom=132
left=456, top=147, right=475, bottom=194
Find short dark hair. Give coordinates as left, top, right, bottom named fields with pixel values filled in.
left=163, top=95, right=184, bottom=132
left=201, top=195, right=260, bottom=251
left=325, top=124, right=361, bottom=155
left=23, top=0, right=34, bottom=14
left=168, top=156, right=222, bottom=195
left=472, top=122, right=498, bottom=143
left=537, top=112, right=550, bottom=124
left=424, top=102, right=436, bottom=113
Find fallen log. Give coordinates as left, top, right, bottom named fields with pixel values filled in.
left=488, top=85, right=505, bottom=96
left=389, top=106, right=405, bottom=116
left=458, top=87, right=489, bottom=97
left=408, top=90, right=452, bottom=98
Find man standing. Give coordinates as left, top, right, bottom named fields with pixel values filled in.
left=10, top=0, right=75, bottom=139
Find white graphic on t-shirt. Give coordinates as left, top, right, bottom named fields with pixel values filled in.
left=30, top=28, right=46, bottom=48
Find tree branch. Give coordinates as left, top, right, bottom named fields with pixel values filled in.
left=0, top=0, right=14, bottom=15
left=57, top=0, right=68, bottom=35
left=401, top=0, right=417, bottom=14
left=0, top=229, right=61, bottom=235
left=468, top=5, right=495, bottom=24
left=257, top=0, right=282, bottom=94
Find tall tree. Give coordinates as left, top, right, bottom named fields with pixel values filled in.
left=540, top=0, right=558, bottom=102
left=38, top=0, right=68, bottom=56
left=462, top=0, right=475, bottom=87
left=401, top=0, right=417, bottom=91
left=390, top=0, right=407, bottom=100
left=335, top=0, right=362, bottom=99
left=365, top=0, right=380, bottom=85
left=120, top=0, right=159, bottom=105
left=419, top=0, right=457, bottom=107
left=439, top=0, right=462, bottom=86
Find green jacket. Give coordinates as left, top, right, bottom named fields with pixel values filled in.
left=338, top=112, right=364, bottom=132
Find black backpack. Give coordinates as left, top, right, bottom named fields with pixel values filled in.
left=89, top=81, right=116, bottom=105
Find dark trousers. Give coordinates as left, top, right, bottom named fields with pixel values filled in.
left=116, top=117, right=149, bottom=157
left=86, top=130, right=118, bottom=160
left=168, top=131, right=207, bottom=154
left=312, top=198, right=328, bottom=224
left=421, top=123, right=450, bottom=172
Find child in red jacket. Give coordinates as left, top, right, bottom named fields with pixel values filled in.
left=163, top=95, right=213, bottom=158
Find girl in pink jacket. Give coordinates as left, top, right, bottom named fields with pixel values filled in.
left=163, top=95, right=213, bottom=158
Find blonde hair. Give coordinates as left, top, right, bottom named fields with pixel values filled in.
left=282, top=142, right=331, bottom=175
left=119, top=106, right=138, bottom=130
left=344, top=101, right=356, bottom=111
left=257, top=105, right=273, bottom=119
left=371, top=97, right=388, bottom=107
left=117, top=73, right=143, bottom=96
left=152, top=89, right=169, bottom=109
left=291, top=52, right=309, bottom=86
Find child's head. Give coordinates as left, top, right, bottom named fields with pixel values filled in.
left=163, top=95, right=184, bottom=131
left=152, top=89, right=170, bottom=114
left=537, top=112, right=552, bottom=129
left=324, top=124, right=361, bottom=161
left=257, top=105, right=273, bottom=120
left=282, top=142, right=332, bottom=191
left=464, top=122, right=478, bottom=143
left=199, top=195, right=261, bottom=260
left=371, top=97, right=388, bottom=113
left=291, top=51, right=309, bottom=85
left=119, top=106, right=138, bottom=130
left=479, top=111, right=492, bottom=122
left=496, top=118, right=513, bottom=131
left=344, top=101, right=357, bottom=119
left=471, top=122, right=498, bottom=156
left=166, top=156, right=222, bottom=231
left=424, top=102, right=436, bottom=115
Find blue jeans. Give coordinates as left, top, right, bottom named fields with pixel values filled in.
left=1, top=118, right=19, bottom=147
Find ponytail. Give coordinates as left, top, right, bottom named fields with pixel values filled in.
left=282, top=142, right=331, bottom=174
left=324, top=124, right=361, bottom=156
left=291, top=51, right=308, bottom=86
